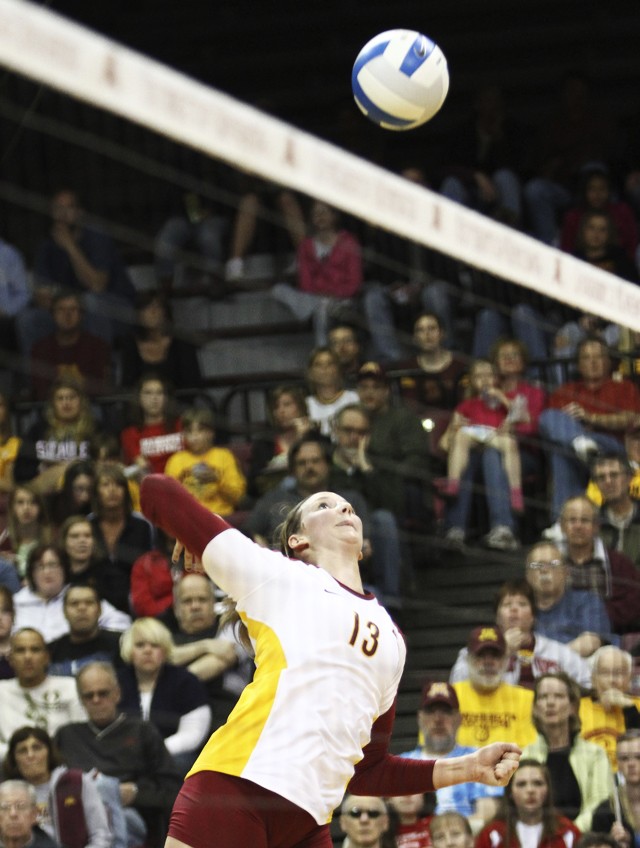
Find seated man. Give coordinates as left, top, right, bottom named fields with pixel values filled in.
left=452, top=626, right=537, bottom=749
left=539, top=337, right=640, bottom=521
left=0, top=780, right=60, bottom=848
left=401, top=680, right=502, bottom=832
left=524, top=540, right=616, bottom=657
left=590, top=453, right=640, bottom=571
left=55, top=661, right=181, bottom=848
left=0, top=628, right=86, bottom=761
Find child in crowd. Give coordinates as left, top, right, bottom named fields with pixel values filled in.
left=429, top=812, right=474, bottom=848
left=120, top=373, right=183, bottom=478
left=0, top=484, right=52, bottom=580
left=440, top=358, right=524, bottom=512
left=388, top=794, right=433, bottom=848
left=164, top=407, right=246, bottom=516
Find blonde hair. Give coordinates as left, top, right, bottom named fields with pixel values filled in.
left=120, top=617, right=174, bottom=663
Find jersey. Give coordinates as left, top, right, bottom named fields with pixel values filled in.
left=191, top=529, right=406, bottom=825
left=453, top=680, right=536, bottom=748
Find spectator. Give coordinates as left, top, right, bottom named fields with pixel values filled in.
left=452, top=625, right=537, bottom=748
left=579, top=645, right=640, bottom=770
left=49, top=460, right=96, bottom=527
left=13, top=544, right=129, bottom=643
left=117, top=617, right=211, bottom=773
left=591, top=730, right=640, bottom=845
left=164, top=407, right=247, bottom=516
left=28, top=188, right=135, bottom=345
left=589, top=454, right=640, bottom=570
left=428, top=812, right=473, bottom=848
left=120, top=373, right=183, bottom=479
left=0, top=780, right=60, bottom=848
left=558, top=495, right=640, bottom=634
left=440, top=358, right=522, bottom=551
left=304, top=347, right=359, bottom=436
left=329, top=403, right=407, bottom=598
left=3, top=726, right=112, bottom=848
left=247, top=384, right=311, bottom=498
left=88, top=464, right=156, bottom=614
left=47, top=583, right=123, bottom=676
left=328, top=322, right=365, bottom=387
left=55, top=661, right=181, bottom=848
left=393, top=312, right=467, bottom=414
left=271, top=199, right=363, bottom=346
left=0, top=485, right=53, bottom=581
left=118, top=291, right=202, bottom=390
left=356, top=361, right=431, bottom=531
left=0, top=628, right=85, bottom=762
left=400, top=681, right=502, bottom=831
left=129, top=530, right=179, bottom=618
left=13, top=378, right=99, bottom=497
left=572, top=210, right=638, bottom=282
left=29, top=290, right=113, bottom=402
left=387, top=795, right=431, bottom=848
left=0, top=585, right=16, bottom=677
left=0, top=391, right=21, bottom=497
left=560, top=167, right=638, bottom=263
left=449, top=580, right=591, bottom=690
left=0, top=233, right=31, bottom=392
left=522, top=672, right=612, bottom=831
left=158, top=572, right=252, bottom=730
left=339, top=795, right=394, bottom=848
left=475, top=760, right=581, bottom=848
left=524, top=541, right=616, bottom=657
left=538, top=338, right=640, bottom=521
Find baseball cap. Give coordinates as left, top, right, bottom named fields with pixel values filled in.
left=420, top=680, right=459, bottom=710
left=467, top=625, right=506, bottom=656
left=357, top=361, right=388, bottom=384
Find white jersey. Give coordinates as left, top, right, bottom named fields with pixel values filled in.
left=193, top=528, right=406, bottom=824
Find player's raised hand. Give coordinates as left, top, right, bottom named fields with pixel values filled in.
left=472, top=742, right=521, bottom=786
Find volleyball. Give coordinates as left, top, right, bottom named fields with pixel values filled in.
left=351, top=29, right=449, bottom=131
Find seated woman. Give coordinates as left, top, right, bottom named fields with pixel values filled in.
left=0, top=484, right=53, bottom=581
left=117, top=617, right=212, bottom=773
left=49, top=459, right=96, bottom=527
left=0, top=585, right=15, bottom=678
left=304, top=347, right=358, bottom=436
left=475, top=759, right=581, bottom=848
left=522, top=672, right=611, bottom=832
left=4, top=725, right=118, bottom=848
left=248, top=385, right=311, bottom=497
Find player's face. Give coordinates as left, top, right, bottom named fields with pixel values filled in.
left=295, top=492, right=363, bottom=550
left=139, top=380, right=167, bottom=418
left=13, top=489, right=39, bottom=526
left=13, top=735, right=50, bottom=784
left=413, top=316, right=443, bottom=351
left=592, top=459, right=631, bottom=504
left=340, top=797, right=388, bottom=847
left=64, top=588, right=100, bottom=635
left=64, top=520, right=94, bottom=563
left=430, top=817, right=473, bottom=848
left=496, top=594, right=534, bottom=634
left=510, top=766, right=548, bottom=820
left=617, top=739, right=640, bottom=786
left=9, top=631, right=49, bottom=686
left=593, top=651, right=631, bottom=697
left=534, top=677, right=574, bottom=729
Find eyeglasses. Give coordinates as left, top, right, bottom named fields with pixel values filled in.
left=527, top=560, right=564, bottom=570
left=80, top=689, right=113, bottom=701
left=346, top=808, right=384, bottom=819
left=0, top=802, right=33, bottom=812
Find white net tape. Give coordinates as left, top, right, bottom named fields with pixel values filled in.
left=1, top=0, right=639, bottom=330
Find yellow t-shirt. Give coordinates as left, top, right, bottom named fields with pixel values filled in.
left=0, top=436, right=20, bottom=481
left=164, top=446, right=247, bottom=515
left=453, top=680, right=537, bottom=748
left=579, top=695, right=640, bottom=770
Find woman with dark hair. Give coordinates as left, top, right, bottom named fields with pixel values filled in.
left=12, top=544, right=71, bottom=642
left=248, top=384, right=311, bottom=497
left=0, top=484, right=52, bottom=580
left=50, top=459, right=96, bottom=526
left=4, top=725, right=113, bottom=848
left=120, top=373, right=183, bottom=478
left=522, top=672, right=611, bottom=831
left=89, top=464, right=155, bottom=613
left=0, top=585, right=15, bottom=678
left=305, top=347, right=358, bottom=436
left=118, top=291, right=202, bottom=389
left=476, top=759, right=581, bottom=848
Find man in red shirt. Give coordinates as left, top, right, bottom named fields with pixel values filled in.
left=539, top=337, right=640, bottom=520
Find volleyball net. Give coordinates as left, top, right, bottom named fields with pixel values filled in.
left=1, top=0, right=639, bottom=335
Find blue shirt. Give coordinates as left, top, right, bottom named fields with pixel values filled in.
left=535, top=587, right=618, bottom=646
left=401, top=742, right=503, bottom=815
left=0, top=239, right=30, bottom=316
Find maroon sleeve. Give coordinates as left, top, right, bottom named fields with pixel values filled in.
left=140, top=474, right=231, bottom=560
left=607, top=548, right=640, bottom=631
left=347, top=701, right=436, bottom=796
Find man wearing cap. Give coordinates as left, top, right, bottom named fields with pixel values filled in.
left=401, top=681, right=503, bottom=832
left=589, top=454, right=640, bottom=570
left=356, top=361, right=431, bottom=525
left=452, top=626, right=537, bottom=749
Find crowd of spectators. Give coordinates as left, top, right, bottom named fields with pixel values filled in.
left=0, top=72, right=639, bottom=848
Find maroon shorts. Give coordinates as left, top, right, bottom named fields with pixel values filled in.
left=168, top=771, right=333, bottom=848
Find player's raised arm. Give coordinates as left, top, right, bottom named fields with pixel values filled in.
left=140, top=474, right=232, bottom=560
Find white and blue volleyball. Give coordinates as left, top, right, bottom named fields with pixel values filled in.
left=352, top=29, right=449, bottom=131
